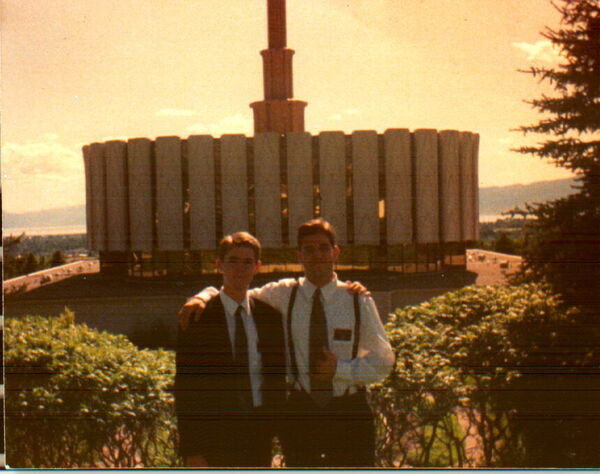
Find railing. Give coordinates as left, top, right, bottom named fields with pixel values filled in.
left=3, top=259, right=100, bottom=295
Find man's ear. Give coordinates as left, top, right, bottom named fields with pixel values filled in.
left=333, top=245, right=341, bottom=261
left=255, top=259, right=262, bottom=271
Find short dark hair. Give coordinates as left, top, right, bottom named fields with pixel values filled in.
left=297, top=218, right=336, bottom=248
left=218, top=232, right=261, bottom=261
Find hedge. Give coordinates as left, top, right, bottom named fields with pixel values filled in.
left=5, top=310, right=179, bottom=468
left=6, top=284, right=591, bottom=467
left=369, top=283, right=579, bottom=467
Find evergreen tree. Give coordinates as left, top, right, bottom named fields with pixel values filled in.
left=513, top=0, right=600, bottom=466
left=50, top=250, right=66, bottom=267
left=22, top=253, right=40, bottom=274
left=515, top=0, right=600, bottom=307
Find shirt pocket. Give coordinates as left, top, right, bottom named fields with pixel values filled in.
left=331, top=327, right=354, bottom=358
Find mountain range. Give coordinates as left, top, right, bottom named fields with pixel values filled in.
left=478, top=177, right=577, bottom=215
left=3, top=177, right=578, bottom=230
left=3, top=205, right=86, bottom=230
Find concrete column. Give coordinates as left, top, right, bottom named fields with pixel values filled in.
left=286, top=132, right=313, bottom=246
left=254, top=132, right=282, bottom=247
left=414, top=129, right=439, bottom=243
left=88, top=143, right=106, bottom=251
left=352, top=131, right=379, bottom=245
left=439, top=130, right=461, bottom=242
left=319, top=131, right=347, bottom=244
left=221, top=134, right=249, bottom=235
left=127, top=138, right=153, bottom=252
left=472, top=134, right=480, bottom=240
left=155, top=136, right=184, bottom=250
left=459, top=132, right=476, bottom=241
left=188, top=135, right=216, bottom=249
left=384, top=129, right=412, bottom=244
left=105, top=140, right=128, bottom=252
left=82, top=145, right=94, bottom=249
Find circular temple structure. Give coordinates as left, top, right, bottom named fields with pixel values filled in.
left=82, top=129, right=479, bottom=277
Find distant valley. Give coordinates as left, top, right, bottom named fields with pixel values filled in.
left=3, top=177, right=578, bottom=231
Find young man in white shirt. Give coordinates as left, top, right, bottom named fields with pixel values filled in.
left=179, top=219, right=395, bottom=467
left=174, top=232, right=287, bottom=467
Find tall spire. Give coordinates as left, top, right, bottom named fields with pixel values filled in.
left=250, top=0, right=307, bottom=134
left=267, top=0, right=286, bottom=49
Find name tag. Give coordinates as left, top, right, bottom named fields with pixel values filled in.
left=333, top=328, right=352, bottom=341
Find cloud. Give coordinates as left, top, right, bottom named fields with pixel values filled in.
left=512, top=40, right=562, bottom=63
left=2, top=136, right=85, bottom=213
left=156, top=108, right=196, bottom=117
left=185, top=113, right=253, bottom=137
left=3, top=139, right=82, bottom=179
left=328, top=108, right=361, bottom=122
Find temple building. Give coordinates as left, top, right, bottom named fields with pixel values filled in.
left=82, top=0, right=479, bottom=278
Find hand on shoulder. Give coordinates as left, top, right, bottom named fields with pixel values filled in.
left=344, top=280, right=371, bottom=297
left=177, top=296, right=208, bottom=331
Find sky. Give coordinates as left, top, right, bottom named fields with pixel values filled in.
left=1, top=0, right=575, bottom=214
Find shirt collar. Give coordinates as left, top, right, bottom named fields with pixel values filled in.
left=219, top=288, right=251, bottom=316
left=299, top=273, right=338, bottom=303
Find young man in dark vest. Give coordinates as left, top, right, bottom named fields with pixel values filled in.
left=179, top=219, right=394, bottom=467
left=174, top=232, right=286, bottom=467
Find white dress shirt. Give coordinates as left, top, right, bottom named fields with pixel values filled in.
left=199, top=276, right=394, bottom=398
left=219, top=290, right=263, bottom=408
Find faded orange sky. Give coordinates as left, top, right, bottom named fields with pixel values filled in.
left=2, top=0, right=574, bottom=214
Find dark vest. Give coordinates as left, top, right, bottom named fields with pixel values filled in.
left=174, top=294, right=286, bottom=464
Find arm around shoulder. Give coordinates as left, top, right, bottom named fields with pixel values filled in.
left=177, top=286, right=219, bottom=330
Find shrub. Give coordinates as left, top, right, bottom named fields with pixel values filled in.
left=5, top=310, right=179, bottom=468
left=370, top=283, right=577, bottom=467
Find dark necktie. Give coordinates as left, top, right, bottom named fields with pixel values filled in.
left=233, top=305, right=251, bottom=407
left=309, top=288, right=333, bottom=406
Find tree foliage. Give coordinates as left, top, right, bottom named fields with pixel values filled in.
left=50, top=250, right=66, bottom=267
left=370, top=284, right=582, bottom=467
left=509, top=1, right=600, bottom=465
left=5, top=311, right=180, bottom=468
left=514, top=0, right=600, bottom=309
left=3, top=234, right=88, bottom=278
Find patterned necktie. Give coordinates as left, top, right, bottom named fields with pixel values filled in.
left=309, top=288, right=333, bottom=406
left=233, top=305, right=251, bottom=407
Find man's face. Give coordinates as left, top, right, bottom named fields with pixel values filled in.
left=216, top=246, right=260, bottom=291
left=298, top=233, right=340, bottom=280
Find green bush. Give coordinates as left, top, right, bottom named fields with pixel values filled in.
left=5, top=310, right=179, bottom=468
left=370, top=283, right=576, bottom=467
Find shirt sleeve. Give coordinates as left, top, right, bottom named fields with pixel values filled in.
left=333, top=295, right=395, bottom=390
left=192, top=286, right=219, bottom=301
left=194, top=280, right=295, bottom=315
left=244, top=279, right=296, bottom=314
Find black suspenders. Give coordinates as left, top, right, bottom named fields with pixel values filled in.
left=286, top=281, right=362, bottom=386
left=352, top=292, right=361, bottom=358
left=286, top=283, right=300, bottom=384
